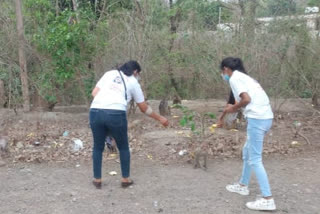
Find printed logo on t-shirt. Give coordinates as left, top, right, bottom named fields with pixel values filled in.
left=113, top=76, right=122, bottom=84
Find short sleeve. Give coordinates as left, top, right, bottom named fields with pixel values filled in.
left=230, top=77, right=248, bottom=98
left=131, top=81, right=145, bottom=103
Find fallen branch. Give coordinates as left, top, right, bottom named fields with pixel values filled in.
left=297, top=132, right=311, bottom=145
left=291, top=127, right=311, bottom=145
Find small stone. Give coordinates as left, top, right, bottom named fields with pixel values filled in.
left=72, top=198, right=77, bottom=202
left=16, top=142, right=24, bottom=149
left=305, top=188, right=312, bottom=193
left=0, top=161, right=6, bottom=167
left=0, top=137, right=8, bottom=151
left=216, top=143, right=224, bottom=151
left=70, top=192, right=77, bottom=196
left=34, top=141, right=41, bottom=146
left=21, top=168, right=32, bottom=173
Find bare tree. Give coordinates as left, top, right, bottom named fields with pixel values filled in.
left=0, top=80, right=5, bottom=108
left=166, top=0, right=182, bottom=98
left=15, top=0, right=30, bottom=112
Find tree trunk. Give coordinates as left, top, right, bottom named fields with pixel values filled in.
left=55, top=0, right=59, bottom=16
left=72, top=0, right=80, bottom=22
left=15, top=0, right=30, bottom=112
left=242, top=0, right=258, bottom=39
left=0, top=80, right=5, bottom=108
left=312, top=93, right=319, bottom=107
left=167, top=0, right=181, bottom=98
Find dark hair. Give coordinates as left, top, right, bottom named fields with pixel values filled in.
left=118, top=60, right=141, bottom=76
left=220, top=57, right=246, bottom=73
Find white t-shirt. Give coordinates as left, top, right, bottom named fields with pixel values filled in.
left=229, top=70, right=273, bottom=119
left=90, top=70, right=145, bottom=111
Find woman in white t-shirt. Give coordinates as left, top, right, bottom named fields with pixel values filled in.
left=219, top=57, right=276, bottom=211
left=90, top=60, right=169, bottom=189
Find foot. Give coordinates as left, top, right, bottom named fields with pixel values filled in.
left=226, top=183, right=249, bottom=196
left=121, top=179, right=134, bottom=188
left=92, top=179, right=102, bottom=189
left=246, top=198, right=276, bottom=211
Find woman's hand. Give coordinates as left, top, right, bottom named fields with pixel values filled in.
left=217, top=118, right=224, bottom=128
left=159, top=116, right=169, bottom=127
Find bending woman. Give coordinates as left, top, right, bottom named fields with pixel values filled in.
left=89, top=60, right=169, bottom=189
left=219, top=57, right=276, bottom=211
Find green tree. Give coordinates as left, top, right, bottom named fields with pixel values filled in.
left=308, top=0, right=320, bottom=7
left=267, top=0, right=296, bottom=16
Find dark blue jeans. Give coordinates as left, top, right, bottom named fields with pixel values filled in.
left=89, top=108, right=130, bottom=179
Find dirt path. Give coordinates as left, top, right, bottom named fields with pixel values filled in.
left=1, top=151, right=319, bottom=214
left=1, top=99, right=319, bottom=214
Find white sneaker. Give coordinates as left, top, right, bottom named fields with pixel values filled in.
left=246, top=198, right=276, bottom=211
left=226, top=183, right=249, bottom=196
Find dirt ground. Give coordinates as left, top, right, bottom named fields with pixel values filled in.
left=0, top=99, right=320, bottom=214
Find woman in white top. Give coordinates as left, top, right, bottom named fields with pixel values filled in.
left=219, top=57, right=276, bottom=211
left=90, top=60, right=169, bottom=189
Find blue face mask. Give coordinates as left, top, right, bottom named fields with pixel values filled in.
left=222, top=74, right=230, bottom=82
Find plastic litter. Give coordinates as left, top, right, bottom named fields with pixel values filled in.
left=178, top=149, right=187, bottom=156
left=291, top=141, right=300, bottom=146
left=63, top=131, right=69, bottom=137
left=72, top=139, right=83, bottom=151
left=109, top=171, right=117, bottom=176
left=153, top=201, right=158, bottom=207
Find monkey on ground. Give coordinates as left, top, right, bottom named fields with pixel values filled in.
left=173, top=95, right=181, bottom=105
left=159, top=99, right=171, bottom=116
left=193, top=143, right=208, bottom=170
left=0, top=136, right=8, bottom=152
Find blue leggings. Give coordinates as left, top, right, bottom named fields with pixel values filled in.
left=89, top=108, right=130, bottom=179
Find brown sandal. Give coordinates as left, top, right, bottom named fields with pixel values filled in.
left=92, top=181, right=102, bottom=189
left=121, top=180, right=134, bottom=188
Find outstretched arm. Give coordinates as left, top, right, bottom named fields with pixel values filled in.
left=136, top=101, right=169, bottom=127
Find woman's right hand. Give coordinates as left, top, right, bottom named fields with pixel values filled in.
left=217, top=118, right=223, bottom=128
left=159, top=116, right=169, bottom=127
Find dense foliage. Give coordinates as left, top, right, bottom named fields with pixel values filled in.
left=0, top=0, right=319, bottom=110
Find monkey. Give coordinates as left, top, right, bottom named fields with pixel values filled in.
left=128, top=99, right=137, bottom=116
left=193, top=143, right=208, bottom=170
left=222, top=112, right=241, bottom=130
left=105, top=136, right=117, bottom=153
left=0, top=136, right=8, bottom=153
left=173, top=95, right=181, bottom=105
left=159, top=98, right=171, bottom=116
